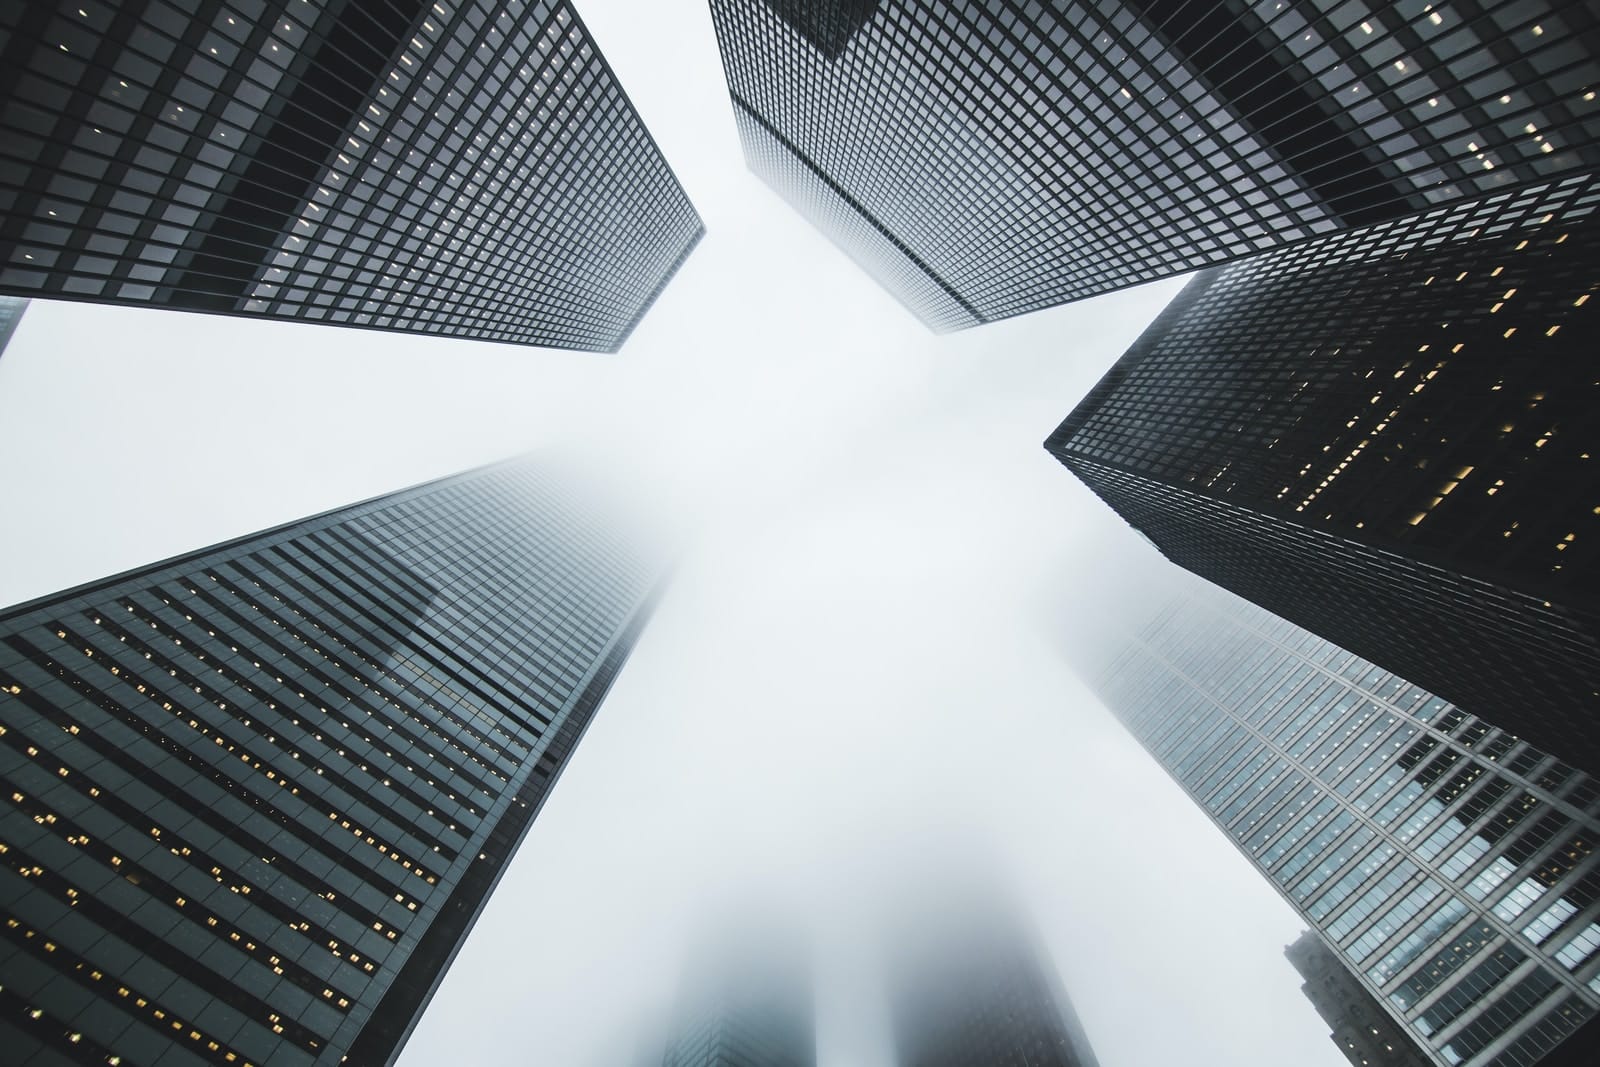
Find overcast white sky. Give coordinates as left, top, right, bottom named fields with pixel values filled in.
left=0, top=2, right=1350, bottom=1065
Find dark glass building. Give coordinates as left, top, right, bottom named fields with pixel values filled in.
left=884, top=885, right=1100, bottom=1067
left=0, top=459, right=659, bottom=1066
left=1074, top=573, right=1600, bottom=1067
left=1288, top=928, right=1435, bottom=1067
left=708, top=0, right=1600, bottom=330
left=0, top=1, right=703, bottom=352
left=0, top=295, right=27, bottom=355
left=1046, top=171, right=1600, bottom=774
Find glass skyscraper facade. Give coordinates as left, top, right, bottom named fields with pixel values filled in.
left=707, top=0, right=1599, bottom=330
left=1079, top=576, right=1600, bottom=1067
left=1288, top=928, right=1436, bottom=1067
left=884, top=887, right=1100, bottom=1067
left=1047, top=171, right=1600, bottom=776
left=0, top=459, right=659, bottom=1066
left=0, top=1, right=703, bottom=351
left=0, top=295, right=27, bottom=356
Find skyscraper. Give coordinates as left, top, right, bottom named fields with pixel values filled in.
left=1074, top=573, right=1600, bottom=1067
left=658, top=922, right=815, bottom=1067
left=707, top=0, right=1599, bottom=330
left=1287, top=929, right=1435, bottom=1067
left=0, top=1, right=703, bottom=351
left=883, top=882, right=1100, bottom=1067
left=0, top=295, right=27, bottom=356
left=0, top=459, right=659, bottom=1066
left=1046, top=171, right=1600, bottom=775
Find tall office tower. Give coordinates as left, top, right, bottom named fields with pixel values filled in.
left=1046, top=171, right=1600, bottom=775
left=1076, top=574, right=1600, bottom=1067
left=0, top=1, right=703, bottom=352
left=884, top=886, right=1100, bottom=1067
left=0, top=459, right=660, bottom=1066
left=0, top=295, right=27, bottom=356
left=658, top=926, right=815, bottom=1067
left=707, top=0, right=1600, bottom=330
left=1288, top=929, right=1435, bottom=1067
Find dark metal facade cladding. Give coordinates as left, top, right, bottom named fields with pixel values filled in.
left=1047, top=172, right=1600, bottom=774
left=0, top=1, right=703, bottom=352
left=1087, top=588, right=1600, bottom=1067
left=0, top=460, right=657, bottom=1067
left=708, top=0, right=1600, bottom=330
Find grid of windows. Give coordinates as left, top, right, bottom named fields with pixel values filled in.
left=1083, top=580, right=1600, bottom=1066
left=708, top=0, right=1599, bottom=329
left=0, top=458, right=658, bottom=1066
left=0, top=1, right=703, bottom=351
left=1046, top=171, right=1600, bottom=775
left=1288, top=928, right=1434, bottom=1066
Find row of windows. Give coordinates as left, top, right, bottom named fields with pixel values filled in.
left=711, top=0, right=1599, bottom=325
left=1087, top=581, right=1600, bottom=1063
left=0, top=459, right=656, bottom=1065
left=1, top=0, right=702, bottom=350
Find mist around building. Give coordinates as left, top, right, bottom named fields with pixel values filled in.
left=1, top=2, right=1598, bottom=1067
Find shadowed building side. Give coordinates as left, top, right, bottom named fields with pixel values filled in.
left=0, top=458, right=662, bottom=1066
left=1047, top=172, right=1600, bottom=774
left=708, top=0, right=1600, bottom=329
left=0, top=1, right=703, bottom=351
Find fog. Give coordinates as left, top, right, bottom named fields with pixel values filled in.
left=0, top=1, right=1350, bottom=1064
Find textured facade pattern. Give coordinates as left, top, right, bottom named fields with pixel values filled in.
left=1288, top=928, right=1436, bottom=1067
left=1083, top=582, right=1600, bottom=1067
left=0, top=1, right=703, bottom=351
left=0, top=460, right=657, bottom=1066
left=708, top=0, right=1600, bottom=329
left=1047, top=172, right=1600, bottom=773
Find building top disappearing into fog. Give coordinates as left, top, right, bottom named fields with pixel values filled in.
left=708, top=0, right=1600, bottom=330
left=1077, top=574, right=1600, bottom=1067
left=658, top=920, right=815, bottom=1067
left=1048, top=172, right=1600, bottom=775
left=0, top=1, right=703, bottom=351
left=884, top=883, right=1100, bottom=1067
left=0, top=459, right=659, bottom=1066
